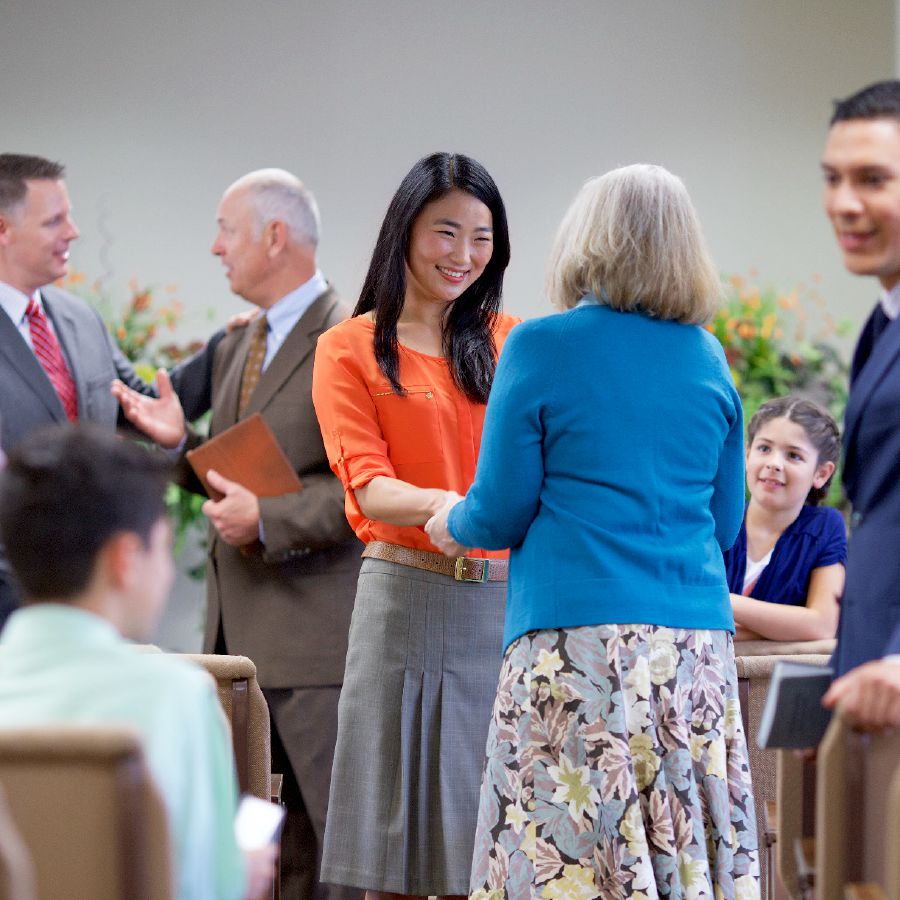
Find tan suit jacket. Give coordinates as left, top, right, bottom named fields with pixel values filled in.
left=184, top=287, right=360, bottom=688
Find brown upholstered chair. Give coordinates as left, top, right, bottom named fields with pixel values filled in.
left=0, top=727, right=173, bottom=900
left=735, top=650, right=832, bottom=899
left=178, top=653, right=272, bottom=802
left=178, top=654, right=282, bottom=900
left=814, top=712, right=900, bottom=900
left=0, top=784, right=36, bottom=900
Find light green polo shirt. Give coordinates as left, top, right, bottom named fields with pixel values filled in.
left=0, top=604, right=247, bottom=900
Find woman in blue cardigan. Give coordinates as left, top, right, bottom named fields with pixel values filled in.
left=427, top=165, right=759, bottom=898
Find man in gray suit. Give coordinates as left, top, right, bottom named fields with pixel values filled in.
left=0, top=153, right=218, bottom=626
left=113, top=169, right=361, bottom=900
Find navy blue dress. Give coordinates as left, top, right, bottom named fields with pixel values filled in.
left=723, top=505, right=847, bottom=605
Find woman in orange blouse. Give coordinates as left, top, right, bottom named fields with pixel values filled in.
left=312, top=153, right=518, bottom=900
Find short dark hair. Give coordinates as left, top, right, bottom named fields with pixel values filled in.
left=746, top=396, right=841, bottom=505
left=354, top=152, right=511, bottom=403
left=830, top=80, right=900, bottom=126
left=0, top=153, right=66, bottom=214
left=0, top=425, right=171, bottom=600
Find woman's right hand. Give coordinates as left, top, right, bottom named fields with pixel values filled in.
left=425, top=493, right=469, bottom=556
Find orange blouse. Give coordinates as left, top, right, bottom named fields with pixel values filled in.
left=312, top=314, right=520, bottom=557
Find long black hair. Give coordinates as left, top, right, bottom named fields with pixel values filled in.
left=353, top=152, right=511, bottom=403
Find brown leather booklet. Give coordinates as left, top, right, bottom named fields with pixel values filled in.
left=186, top=413, right=302, bottom=501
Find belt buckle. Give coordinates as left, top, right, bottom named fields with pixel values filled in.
left=454, top=556, right=488, bottom=583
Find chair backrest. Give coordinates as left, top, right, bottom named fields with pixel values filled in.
left=734, top=651, right=832, bottom=899
left=0, top=784, right=36, bottom=900
left=734, top=638, right=836, bottom=658
left=179, top=653, right=271, bottom=800
left=0, top=727, right=172, bottom=900
left=816, top=712, right=900, bottom=900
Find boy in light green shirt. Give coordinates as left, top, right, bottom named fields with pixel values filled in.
left=0, top=425, right=274, bottom=900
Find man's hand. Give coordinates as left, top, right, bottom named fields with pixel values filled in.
left=424, top=492, right=469, bottom=557
left=111, top=369, right=187, bottom=448
left=823, top=659, right=900, bottom=731
left=226, top=308, right=259, bottom=333
left=202, top=469, right=261, bottom=547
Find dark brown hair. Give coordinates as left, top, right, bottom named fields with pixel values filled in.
left=0, top=154, right=65, bottom=214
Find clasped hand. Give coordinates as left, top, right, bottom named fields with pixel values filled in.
left=425, top=493, right=468, bottom=557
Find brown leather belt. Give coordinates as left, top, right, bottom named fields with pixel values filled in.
left=362, top=540, right=508, bottom=583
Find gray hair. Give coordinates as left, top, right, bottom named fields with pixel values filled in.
left=546, top=164, right=722, bottom=324
left=230, top=168, right=320, bottom=247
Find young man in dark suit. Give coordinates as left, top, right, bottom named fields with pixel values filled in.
left=113, top=169, right=361, bottom=900
left=819, top=81, right=900, bottom=730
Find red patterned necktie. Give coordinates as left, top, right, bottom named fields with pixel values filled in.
left=25, top=298, right=79, bottom=421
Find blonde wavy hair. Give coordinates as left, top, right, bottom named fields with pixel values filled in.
left=546, top=164, right=722, bottom=324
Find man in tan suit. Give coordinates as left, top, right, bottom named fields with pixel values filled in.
left=114, top=169, right=361, bottom=900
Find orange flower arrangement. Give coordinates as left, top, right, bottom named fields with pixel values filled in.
left=58, top=273, right=203, bottom=376
left=707, top=273, right=852, bottom=427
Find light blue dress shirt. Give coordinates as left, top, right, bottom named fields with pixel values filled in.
left=261, top=270, right=328, bottom=371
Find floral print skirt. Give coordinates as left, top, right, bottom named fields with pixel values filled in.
left=470, top=624, right=760, bottom=900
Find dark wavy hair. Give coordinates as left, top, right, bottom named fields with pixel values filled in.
left=354, top=152, right=511, bottom=403
left=747, top=396, right=841, bottom=506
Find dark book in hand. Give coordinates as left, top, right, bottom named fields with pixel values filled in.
left=756, top=661, right=834, bottom=749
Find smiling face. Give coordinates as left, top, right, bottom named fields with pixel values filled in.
left=746, top=417, right=835, bottom=516
left=822, top=117, right=900, bottom=290
left=0, top=179, right=80, bottom=295
left=404, top=188, right=494, bottom=314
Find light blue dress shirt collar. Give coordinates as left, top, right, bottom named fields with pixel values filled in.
left=262, top=270, right=328, bottom=370
left=0, top=283, right=58, bottom=352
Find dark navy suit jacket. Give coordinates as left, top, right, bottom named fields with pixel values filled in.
left=833, top=305, right=900, bottom=675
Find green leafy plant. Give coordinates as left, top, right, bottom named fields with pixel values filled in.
left=710, top=273, right=853, bottom=507
left=60, top=272, right=210, bottom=568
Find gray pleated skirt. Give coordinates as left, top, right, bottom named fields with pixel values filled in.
left=320, top=557, right=506, bottom=895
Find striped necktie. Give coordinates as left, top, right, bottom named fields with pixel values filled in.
left=25, top=298, right=79, bottom=421
left=238, top=314, right=269, bottom=417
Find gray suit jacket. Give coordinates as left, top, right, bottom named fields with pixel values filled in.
left=0, top=285, right=218, bottom=453
left=183, top=287, right=361, bottom=688
left=0, top=285, right=219, bottom=593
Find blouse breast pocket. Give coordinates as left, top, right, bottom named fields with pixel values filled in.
left=370, top=384, right=443, bottom=465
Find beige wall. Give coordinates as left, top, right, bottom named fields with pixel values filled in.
left=1, top=0, right=893, bottom=341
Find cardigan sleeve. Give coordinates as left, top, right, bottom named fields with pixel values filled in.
left=709, top=360, right=746, bottom=552
left=448, top=323, right=545, bottom=550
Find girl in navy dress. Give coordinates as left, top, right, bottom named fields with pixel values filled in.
left=726, top=396, right=847, bottom=640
